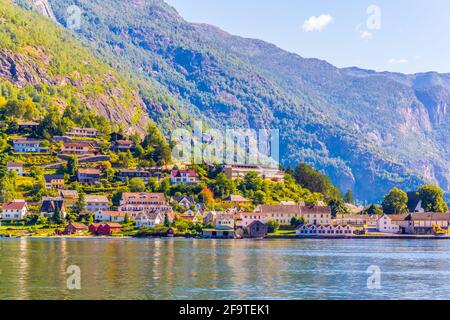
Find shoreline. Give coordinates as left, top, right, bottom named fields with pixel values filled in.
left=2, top=234, right=450, bottom=240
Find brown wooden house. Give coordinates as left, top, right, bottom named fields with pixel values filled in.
left=245, top=221, right=268, bottom=238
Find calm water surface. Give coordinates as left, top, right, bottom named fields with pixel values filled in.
left=0, top=238, right=449, bottom=300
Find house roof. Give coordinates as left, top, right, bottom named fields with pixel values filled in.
left=114, top=140, right=135, bottom=146
left=139, top=211, right=164, bottom=220
left=102, top=223, right=122, bottom=228
left=85, top=195, right=109, bottom=203
left=70, top=127, right=98, bottom=132
left=59, top=190, right=79, bottom=198
left=226, top=194, right=250, bottom=202
left=407, top=213, right=450, bottom=221
left=69, top=223, right=88, bottom=230
left=407, top=192, right=421, bottom=212
left=216, top=213, right=235, bottom=220
left=380, top=214, right=406, bottom=222
left=44, top=174, right=65, bottom=182
left=12, top=138, right=42, bottom=144
left=78, top=168, right=101, bottom=175
left=40, top=198, right=65, bottom=213
left=2, top=201, right=26, bottom=210
left=63, top=142, right=92, bottom=148
left=172, top=195, right=195, bottom=204
left=171, top=170, right=196, bottom=178
left=122, top=192, right=166, bottom=203
left=256, top=204, right=331, bottom=215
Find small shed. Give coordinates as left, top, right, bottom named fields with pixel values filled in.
left=246, top=221, right=268, bottom=238
left=64, top=223, right=88, bottom=235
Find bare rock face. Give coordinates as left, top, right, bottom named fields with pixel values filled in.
left=24, top=0, right=56, bottom=20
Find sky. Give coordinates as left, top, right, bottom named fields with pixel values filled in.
left=165, top=0, right=450, bottom=74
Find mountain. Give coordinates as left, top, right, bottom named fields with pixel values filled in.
left=23, top=0, right=450, bottom=201
left=0, top=0, right=152, bottom=134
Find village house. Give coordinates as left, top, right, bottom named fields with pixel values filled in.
left=296, top=224, right=355, bottom=237
left=44, top=174, right=65, bottom=189
left=136, top=211, right=164, bottom=228
left=171, top=195, right=205, bottom=212
left=40, top=198, right=67, bottom=219
left=203, top=212, right=235, bottom=239
left=245, top=221, right=268, bottom=238
left=85, top=195, right=110, bottom=213
left=7, top=162, right=23, bottom=176
left=117, top=170, right=151, bottom=183
left=224, top=194, right=251, bottom=206
left=403, top=213, right=450, bottom=235
left=15, top=121, right=39, bottom=133
left=119, top=192, right=172, bottom=219
left=237, top=212, right=270, bottom=228
left=334, top=214, right=378, bottom=228
left=59, top=190, right=79, bottom=208
left=97, top=223, right=122, bottom=235
left=170, top=170, right=199, bottom=185
left=66, top=127, right=98, bottom=138
left=64, top=223, right=88, bottom=235
left=111, top=140, right=135, bottom=152
left=77, top=168, right=102, bottom=184
left=222, top=164, right=285, bottom=182
left=88, top=223, right=101, bottom=234
left=61, top=142, right=96, bottom=155
left=12, top=138, right=47, bottom=153
left=94, top=210, right=127, bottom=223
left=252, top=204, right=332, bottom=226
left=1, top=201, right=28, bottom=220
left=376, top=214, right=405, bottom=234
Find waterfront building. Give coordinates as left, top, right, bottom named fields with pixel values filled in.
left=253, top=204, right=332, bottom=226
left=1, top=201, right=28, bottom=220
left=97, top=223, right=122, bottom=235
left=64, top=223, right=88, bottom=235
left=296, top=224, right=355, bottom=237
left=403, top=213, right=450, bottom=235
left=376, top=214, right=405, bottom=234
left=245, top=221, right=268, bottom=238
left=119, top=193, right=172, bottom=219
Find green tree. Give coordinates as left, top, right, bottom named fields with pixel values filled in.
left=365, top=204, right=383, bottom=216
left=73, top=192, right=86, bottom=214
left=344, top=190, right=354, bottom=204
left=211, top=173, right=235, bottom=198
left=129, top=178, right=146, bottom=192
left=164, top=214, right=170, bottom=227
left=293, top=163, right=341, bottom=201
left=66, top=156, right=79, bottom=177
left=266, top=220, right=280, bottom=233
left=382, top=188, right=408, bottom=214
left=0, top=173, right=16, bottom=203
left=328, top=198, right=348, bottom=217
left=417, top=185, right=448, bottom=213
left=254, top=190, right=267, bottom=205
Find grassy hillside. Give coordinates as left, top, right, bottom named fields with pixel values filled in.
left=0, top=0, right=151, bottom=134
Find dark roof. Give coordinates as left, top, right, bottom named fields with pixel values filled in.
left=171, top=170, right=196, bottom=178
left=172, top=196, right=195, bottom=204
left=40, top=199, right=65, bottom=213
left=407, top=213, right=450, bottom=221
left=44, top=174, right=64, bottom=182
left=407, top=192, right=421, bottom=212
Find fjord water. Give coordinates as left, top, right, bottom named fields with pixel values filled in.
left=0, top=238, right=449, bottom=300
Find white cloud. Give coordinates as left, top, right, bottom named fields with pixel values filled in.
left=356, top=24, right=373, bottom=40
left=303, top=14, right=333, bottom=32
left=388, top=58, right=409, bottom=65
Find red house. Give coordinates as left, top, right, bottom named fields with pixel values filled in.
left=64, top=223, right=88, bottom=235
left=97, top=223, right=122, bottom=235
left=89, top=223, right=101, bottom=234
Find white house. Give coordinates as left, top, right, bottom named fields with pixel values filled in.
left=85, top=195, right=110, bottom=213
left=7, top=162, right=23, bottom=176
left=170, top=170, right=198, bottom=185
left=215, top=213, right=235, bottom=230
left=94, top=210, right=127, bottom=223
left=376, top=214, right=404, bottom=234
left=136, top=211, right=164, bottom=228
left=1, top=201, right=28, bottom=220
left=296, top=224, right=355, bottom=237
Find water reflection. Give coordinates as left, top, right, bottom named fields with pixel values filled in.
left=0, top=238, right=450, bottom=300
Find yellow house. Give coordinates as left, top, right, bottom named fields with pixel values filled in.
left=44, top=174, right=65, bottom=189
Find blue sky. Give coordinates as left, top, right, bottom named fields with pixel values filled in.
left=165, top=0, right=450, bottom=74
